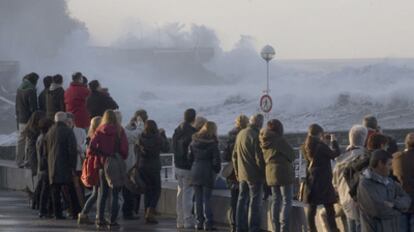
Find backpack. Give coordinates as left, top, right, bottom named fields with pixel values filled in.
left=343, top=150, right=371, bottom=200
left=81, top=155, right=100, bottom=187
left=104, top=136, right=127, bottom=188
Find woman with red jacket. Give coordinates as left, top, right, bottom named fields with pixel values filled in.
left=89, top=110, right=128, bottom=229
left=64, top=73, right=90, bottom=129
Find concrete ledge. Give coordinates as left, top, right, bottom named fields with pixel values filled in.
left=0, top=160, right=35, bottom=191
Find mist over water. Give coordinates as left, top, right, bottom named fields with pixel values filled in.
left=1, top=0, right=414, bottom=136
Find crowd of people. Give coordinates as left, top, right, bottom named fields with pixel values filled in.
left=13, top=72, right=414, bottom=232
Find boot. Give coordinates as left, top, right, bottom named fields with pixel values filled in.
left=77, top=213, right=93, bottom=225
left=145, top=208, right=158, bottom=224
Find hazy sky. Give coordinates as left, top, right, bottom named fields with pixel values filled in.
left=67, top=0, right=414, bottom=59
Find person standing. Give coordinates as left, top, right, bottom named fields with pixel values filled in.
left=77, top=116, right=102, bottom=225
left=64, top=72, right=90, bottom=129
left=36, top=118, right=54, bottom=218
left=122, top=110, right=146, bottom=220
left=333, top=125, right=368, bottom=232
left=358, top=150, right=411, bottom=232
left=188, top=121, right=221, bottom=231
left=232, top=114, right=265, bottom=232
left=86, top=80, right=118, bottom=118
left=392, top=133, right=414, bottom=232
left=15, top=73, right=39, bottom=167
left=137, top=120, right=169, bottom=224
left=45, top=112, right=78, bottom=219
left=38, top=76, right=52, bottom=113
left=222, top=114, right=249, bottom=232
left=302, top=124, right=341, bottom=232
left=89, top=110, right=128, bottom=229
left=172, top=108, right=197, bottom=229
left=259, top=119, right=295, bottom=232
left=46, top=74, right=65, bottom=119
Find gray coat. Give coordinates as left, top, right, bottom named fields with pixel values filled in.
left=188, top=135, right=221, bottom=188
left=358, top=168, right=411, bottom=232
left=46, top=122, right=77, bottom=184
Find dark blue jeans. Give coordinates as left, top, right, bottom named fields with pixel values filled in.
left=236, top=181, right=263, bottom=232
left=97, top=170, right=121, bottom=223
left=194, top=185, right=213, bottom=229
left=228, top=182, right=239, bottom=231
left=271, top=185, right=293, bottom=232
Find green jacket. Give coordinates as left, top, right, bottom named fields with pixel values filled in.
left=260, top=129, right=295, bottom=186
left=232, top=125, right=265, bottom=184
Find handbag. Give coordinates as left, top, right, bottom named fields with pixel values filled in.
left=221, top=162, right=234, bottom=179
left=125, top=164, right=147, bottom=194
left=298, top=159, right=313, bottom=202
left=104, top=135, right=127, bottom=188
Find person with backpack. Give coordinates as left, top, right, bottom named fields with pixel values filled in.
left=77, top=116, right=102, bottom=225
left=188, top=121, right=221, bottom=231
left=172, top=108, right=197, bottom=229
left=88, top=110, right=128, bottom=229
left=302, top=124, right=341, bottom=232
left=136, top=120, right=169, bottom=224
left=15, top=73, right=39, bottom=168
left=332, top=125, right=368, bottom=232
left=222, top=114, right=249, bottom=232
left=260, top=119, right=295, bottom=232
left=392, top=133, right=414, bottom=232
left=358, top=150, right=411, bottom=232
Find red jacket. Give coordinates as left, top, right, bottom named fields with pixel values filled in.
left=89, top=124, right=128, bottom=167
left=65, top=82, right=90, bottom=128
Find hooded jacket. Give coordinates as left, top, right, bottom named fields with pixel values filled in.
left=89, top=124, right=128, bottom=167
left=64, top=82, right=90, bottom=128
left=358, top=168, right=411, bottom=232
left=232, top=125, right=265, bottom=184
left=46, top=84, right=65, bottom=119
left=172, top=122, right=197, bottom=170
left=15, top=79, right=38, bottom=124
left=137, top=130, right=170, bottom=172
left=188, top=133, right=221, bottom=188
left=259, top=129, right=295, bottom=186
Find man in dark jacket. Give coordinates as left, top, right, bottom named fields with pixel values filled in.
left=222, top=114, right=249, bottom=232
left=15, top=72, right=39, bottom=167
left=86, top=80, right=118, bottom=118
left=64, top=72, right=90, bottom=129
left=38, top=75, right=52, bottom=112
left=46, top=112, right=78, bottom=219
left=232, top=114, right=265, bottom=232
left=172, top=108, right=197, bottom=229
left=358, top=150, right=410, bottom=232
left=392, top=133, right=414, bottom=231
left=46, top=74, right=65, bottom=119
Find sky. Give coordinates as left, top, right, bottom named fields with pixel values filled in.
left=67, top=0, right=414, bottom=60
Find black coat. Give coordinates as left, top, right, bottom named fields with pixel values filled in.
left=15, top=81, right=38, bottom=124
left=46, top=87, right=65, bottom=119
left=188, top=135, right=221, bottom=188
left=86, top=90, right=118, bottom=118
left=38, top=89, right=48, bottom=112
left=304, top=140, right=340, bottom=205
left=46, top=122, right=77, bottom=184
left=25, top=129, right=40, bottom=176
left=137, top=131, right=169, bottom=172
left=172, top=122, right=197, bottom=170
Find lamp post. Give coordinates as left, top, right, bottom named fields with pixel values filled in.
left=260, top=45, right=275, bottom=94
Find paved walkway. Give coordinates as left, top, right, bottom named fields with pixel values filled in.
left=0, top=190, right=229, bottom=232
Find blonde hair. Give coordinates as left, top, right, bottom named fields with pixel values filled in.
left=88, top=116, right=102, bottom=138
left=197, top=121, right=218, bottom=139
left=235, top=114, right=249, bottom=129
left=193, top=116, right=208, bottom=131
left=100, top=110, right=122, bottom=136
